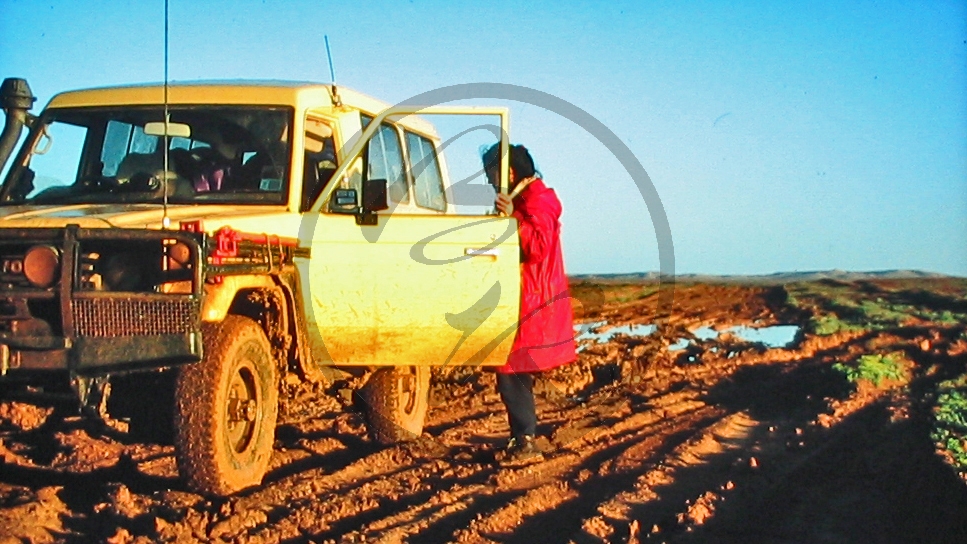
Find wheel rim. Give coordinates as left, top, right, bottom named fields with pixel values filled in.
left=226, top=360, right=261, bottom=454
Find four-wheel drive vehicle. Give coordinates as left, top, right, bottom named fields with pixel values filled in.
left=0, top=78, right=520, bottom=495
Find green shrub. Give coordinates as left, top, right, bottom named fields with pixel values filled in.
left=858, top=300, right=911, bottom=324
left=932, top=310, right=961, bottom=325
left=637, top=287, right=658, bottom=300
left=833, top=353, right=905, bottom=386
left=932, top=377, right=967, bottom=476
left=810, top=315, right=864, bottom=336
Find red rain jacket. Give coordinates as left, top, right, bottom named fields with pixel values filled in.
left=498, top=178, right=577, bottom=374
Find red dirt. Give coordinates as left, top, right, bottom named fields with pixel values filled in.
left=2, top=281, right=966, bottom=543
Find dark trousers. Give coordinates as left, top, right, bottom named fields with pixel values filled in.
left=496, top=372, right=537, bottom=439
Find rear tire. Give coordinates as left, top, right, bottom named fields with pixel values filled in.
left=361, top=366, right=430, bottom=444
left=174, top=315, right=278, bottom=496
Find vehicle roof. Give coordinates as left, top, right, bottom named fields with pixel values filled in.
left=44, top=80, right=438, bottom=135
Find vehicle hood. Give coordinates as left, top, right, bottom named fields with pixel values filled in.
left=0, top=203, right=282, bottom=230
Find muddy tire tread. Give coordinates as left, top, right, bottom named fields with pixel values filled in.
left=174, top=315, right=278, bottom=496
left=362, top=366, right=430, bottom=445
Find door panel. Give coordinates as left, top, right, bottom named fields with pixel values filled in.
left=298, top=105, right=518, bottom=367
left=296, top=212, right=519, bottom=366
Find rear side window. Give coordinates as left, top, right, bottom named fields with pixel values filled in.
left=405, top=132, right=446, bottom=211
left=364, top=119, right=408, bottom=204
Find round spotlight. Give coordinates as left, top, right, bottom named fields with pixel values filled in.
left=23, top=245, right=61, bottom=288
left=167, top=241, right=192, bottom=270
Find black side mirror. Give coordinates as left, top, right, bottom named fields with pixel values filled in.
left=362, top=178, right=388, bottom=212
left=357, top=178, right=388, bottom=225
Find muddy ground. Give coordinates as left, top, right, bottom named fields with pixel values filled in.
left=2, top=280, right=967, bottom=543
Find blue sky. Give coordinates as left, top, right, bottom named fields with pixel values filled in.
left=2, top=0, right=965, bottom=276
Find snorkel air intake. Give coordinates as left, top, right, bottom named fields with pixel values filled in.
left=0, top=78, right=36, bottom=174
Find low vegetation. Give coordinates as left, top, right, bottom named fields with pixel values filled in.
left=933, top=375, right=967, bottom=480
left=786, top=278, right=967, bottom=481
left=809, top=314, right=866, bottom=336
left=786, top=279, right=967, bottom=336
left=832, top=353, right=906, bottom=387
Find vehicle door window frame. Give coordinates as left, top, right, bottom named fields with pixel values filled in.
left=360, top=114, right=410, bottom=206
left=301, top=115, right=338, bottom=212
left=404, top=130, right=446, bottom=212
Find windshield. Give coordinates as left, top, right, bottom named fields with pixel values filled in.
left=0, top=105, right=292, bottom=206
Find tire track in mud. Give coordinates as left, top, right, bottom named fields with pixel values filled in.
left=573, top=411, right=762, bottom=542
left=201, top=387, right=725, bottom=543
left=318, top=399, right=722, bottom=543
left=204, top=444, right=462, bottom=541
left=430, top=337, right=862, bottom=542
left=5, top=337, right=856, bottom=543
left=447, top=409, right=730, bottom=543
left=202, top=327, right=905, bottom=543
left=6, top=282, right=924, bottom=543
left=322, top=389, right=742, bottom=542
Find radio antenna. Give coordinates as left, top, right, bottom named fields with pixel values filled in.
left=161, top=0, right=171, bottom=228
left=325, top=35, right=342, bottom=107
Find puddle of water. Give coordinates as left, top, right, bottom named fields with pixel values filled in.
left=668, top=338, right=692, bottom=351
left=575, top=321, right=801, bottom=353
left=574, top=321, right=607, bottom=342
left=669, top=324, right=802, bottom=351
left=691, top=326, right=719, bottom=342
left=574, top=321, right=656, bottom=344
left=727, top=324, right=800, bottom=348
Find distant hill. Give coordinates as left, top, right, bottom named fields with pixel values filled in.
left=570, top=269, right=953, bottom=284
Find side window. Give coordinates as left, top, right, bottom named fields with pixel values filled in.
left=101, top=120, right=132, bottom=177
left=129, top=125, right=159, bottom=154
left=25, top=121, right=89, bottom=196
left=405, top=132, right=446, bottom=211
left=170, top=136, right=192, bottom=150
left=100, top=120, right=160, bottom=177
left=362, top=116, right=408, bottom=204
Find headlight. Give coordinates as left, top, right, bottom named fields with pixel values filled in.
left=23, top=245, right=61, bottom=288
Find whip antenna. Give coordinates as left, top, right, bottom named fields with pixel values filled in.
left=325, top=35, right=341, bottom=107
left=161, top=0, right=171, bottom=228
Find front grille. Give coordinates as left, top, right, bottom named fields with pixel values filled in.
left=73, top=297, right=197, bottom=337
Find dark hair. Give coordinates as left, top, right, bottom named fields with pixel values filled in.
left=482, top=143, right=537, bottom=181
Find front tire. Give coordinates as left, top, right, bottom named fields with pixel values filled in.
left=361, top=366, right=430, bottom=444
left=174, top=315, right=278, bottom=496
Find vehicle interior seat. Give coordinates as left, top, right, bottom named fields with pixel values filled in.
left=115, top=152, right=194, bottom=196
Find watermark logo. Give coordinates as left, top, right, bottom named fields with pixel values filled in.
left=297, top=82, right=675, bottom=451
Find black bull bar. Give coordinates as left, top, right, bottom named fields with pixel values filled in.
left=0, top=225, right=205, bottom=377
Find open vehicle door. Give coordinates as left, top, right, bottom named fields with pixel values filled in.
left=296, top=106, right=521, bottom=369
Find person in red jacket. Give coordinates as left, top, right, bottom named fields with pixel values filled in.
left=483, top=143, right=577, bottom=464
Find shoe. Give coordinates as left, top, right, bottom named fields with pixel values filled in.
left=496, top=435, right=544, bottom=466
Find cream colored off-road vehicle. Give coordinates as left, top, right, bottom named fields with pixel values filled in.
left=0, top=78, right=520, bottom=495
